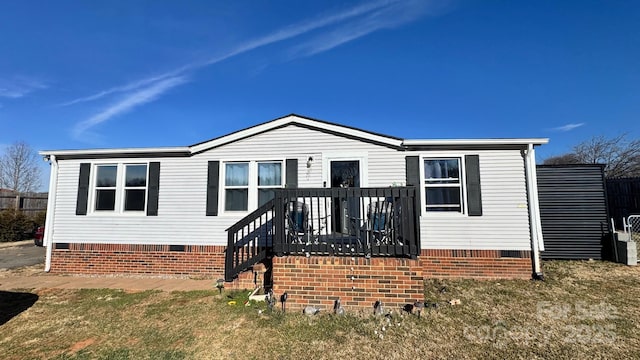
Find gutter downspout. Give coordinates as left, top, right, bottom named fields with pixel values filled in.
left=44, top=155, right=58, bottom=272
left=525, top=144, right=544, bottom=280
left=529, top=147, right=544, bottom=253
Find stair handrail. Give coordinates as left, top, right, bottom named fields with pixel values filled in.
left=225, top=199, right=275, bottom=281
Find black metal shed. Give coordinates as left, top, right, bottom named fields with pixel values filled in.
left=537, top=164, right=610, bottom=260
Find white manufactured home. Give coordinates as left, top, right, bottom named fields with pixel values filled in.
left=40, top=114, right=547, bottom=307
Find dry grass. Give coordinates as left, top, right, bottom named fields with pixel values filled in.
left=1, top=260, right=640, bottom=359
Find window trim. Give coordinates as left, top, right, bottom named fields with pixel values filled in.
left=223, top=161, right=250, bottom=212
left=122, top=164, right=149, bottom=212
left=94, top=164, right=118, bottom=211
left=257, top=161, right=283, bottom=207
left=88, top=162, right=150, bottom=215
left=420, top=154, right=468, bottom=217
left=220, top=159, right=285, bottom=215
left=321, top=152, right=369, bottom=188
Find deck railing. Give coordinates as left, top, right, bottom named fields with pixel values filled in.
left=273, top=187, right=420, bottom=258
left=225, top=199, right=275, bottom=281
left=225, top=187, right=421, bottom=281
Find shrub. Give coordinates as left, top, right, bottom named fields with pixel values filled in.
left=32, top=211, right=46, bottom=227
left=0, top=209, right=34, bottom=242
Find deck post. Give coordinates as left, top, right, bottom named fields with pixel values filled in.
left=225, top=229, right=235, bottom=281
left=274, top=191, right=284, bottom=256
left=411, top=187, right=420, bottom=258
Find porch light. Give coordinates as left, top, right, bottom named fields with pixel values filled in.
left=306, top=156, right=314, bottom=168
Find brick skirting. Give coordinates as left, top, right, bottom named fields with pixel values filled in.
left=50, top=243, right=533, bottom=305
left=420, top=249, right=532, bottom=280
left=50, top=243, right=256, bottom=289
left=271, top=256, right=424, bottom=310
left=271, top=250, right=532, bottom=310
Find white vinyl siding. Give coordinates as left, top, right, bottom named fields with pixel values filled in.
left=52, top=157, right=214, bottom=244
left=418, top=150, right=531, bottom=250
left=50, top=125, right=404, bottom=246
left=49, top=124, right=531, bottom=251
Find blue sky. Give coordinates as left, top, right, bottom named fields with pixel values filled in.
left=1, top=1, right=638, bottom=189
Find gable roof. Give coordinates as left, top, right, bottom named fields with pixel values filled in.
left=189, top=114, right=404, bottom=153
left=40, top=113, right=548, bottom=159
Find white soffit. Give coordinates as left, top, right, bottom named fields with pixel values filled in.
left=402, top=138, right=549, bottom=147
left=39, top=147, right=189, bottom=157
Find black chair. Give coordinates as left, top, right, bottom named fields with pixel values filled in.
left=367, top=201, right=394, bottom=246
left=286, top=201, right=310, bottom=244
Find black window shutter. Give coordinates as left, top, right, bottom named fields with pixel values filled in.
left=465, top=155, right=483, bottom=216
left=285, top=159, right=298, bottom=188
left=405, top=155, right=421, bottom=203
left=206, top=161, right=220, bottom=216
left=76, top=163, right=91, bottom=215
left=147, top=162, right=160, bottom=216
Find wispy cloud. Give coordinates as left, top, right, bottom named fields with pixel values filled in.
left=290, top=0, right=439, bottom=58
left=58, top=64, right=195, bottom=107
left=551, top=123, right=585, bottom=132
left=64, top=0, right=397, bottom=109
left=70, top=0, right=446, bottom=139
left=197, top=0, right=414, bottom=67
left=72, top=75, right=188, bottom=138
left=59, top=73, right=175, bottom=107
left=0, top=77, right=48, bottom=99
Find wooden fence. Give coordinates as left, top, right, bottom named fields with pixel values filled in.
left=606, top=177, right=640, bottom=229
left=0, top=193, right=48, bottom=217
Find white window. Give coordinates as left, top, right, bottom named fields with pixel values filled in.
left=224, top=162, right=249, bottom=211
left=93, top=163, right=148, bottom=213
left=424, top=158, right=463, bottom=212
left=223, top=160, right=284, bottom=212
left=123, top=164, right=148, bottom=211
left=95, top=165, right=117, bottom=211
left=257, top=162, right=282, bottom=207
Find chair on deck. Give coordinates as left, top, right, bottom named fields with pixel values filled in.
left=367, top=201, right=394, bottom=246
left=286, top=201, right=311, bottom=244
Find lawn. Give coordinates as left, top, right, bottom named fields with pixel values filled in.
left=1, top=261, right=639, bottom=359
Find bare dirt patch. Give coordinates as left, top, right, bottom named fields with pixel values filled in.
left=0, top=264, right=45, bottom=278
left=68, top=338, right=96, bottom=353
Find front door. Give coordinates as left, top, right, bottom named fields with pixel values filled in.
left=329, top=160, right=361, bottom=235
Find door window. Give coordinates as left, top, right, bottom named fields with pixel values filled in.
left=330, top=160, right=360, bottom=188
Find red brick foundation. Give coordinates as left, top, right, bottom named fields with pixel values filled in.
left=272, top=256, right=424, bottom=310
left=50, top=243, right=256, bottom=289
left=420, top=249, right=532, bottom=280
left=270, top=250, right=532, bottom=310
left=50, top=243, right=533, bottom=306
